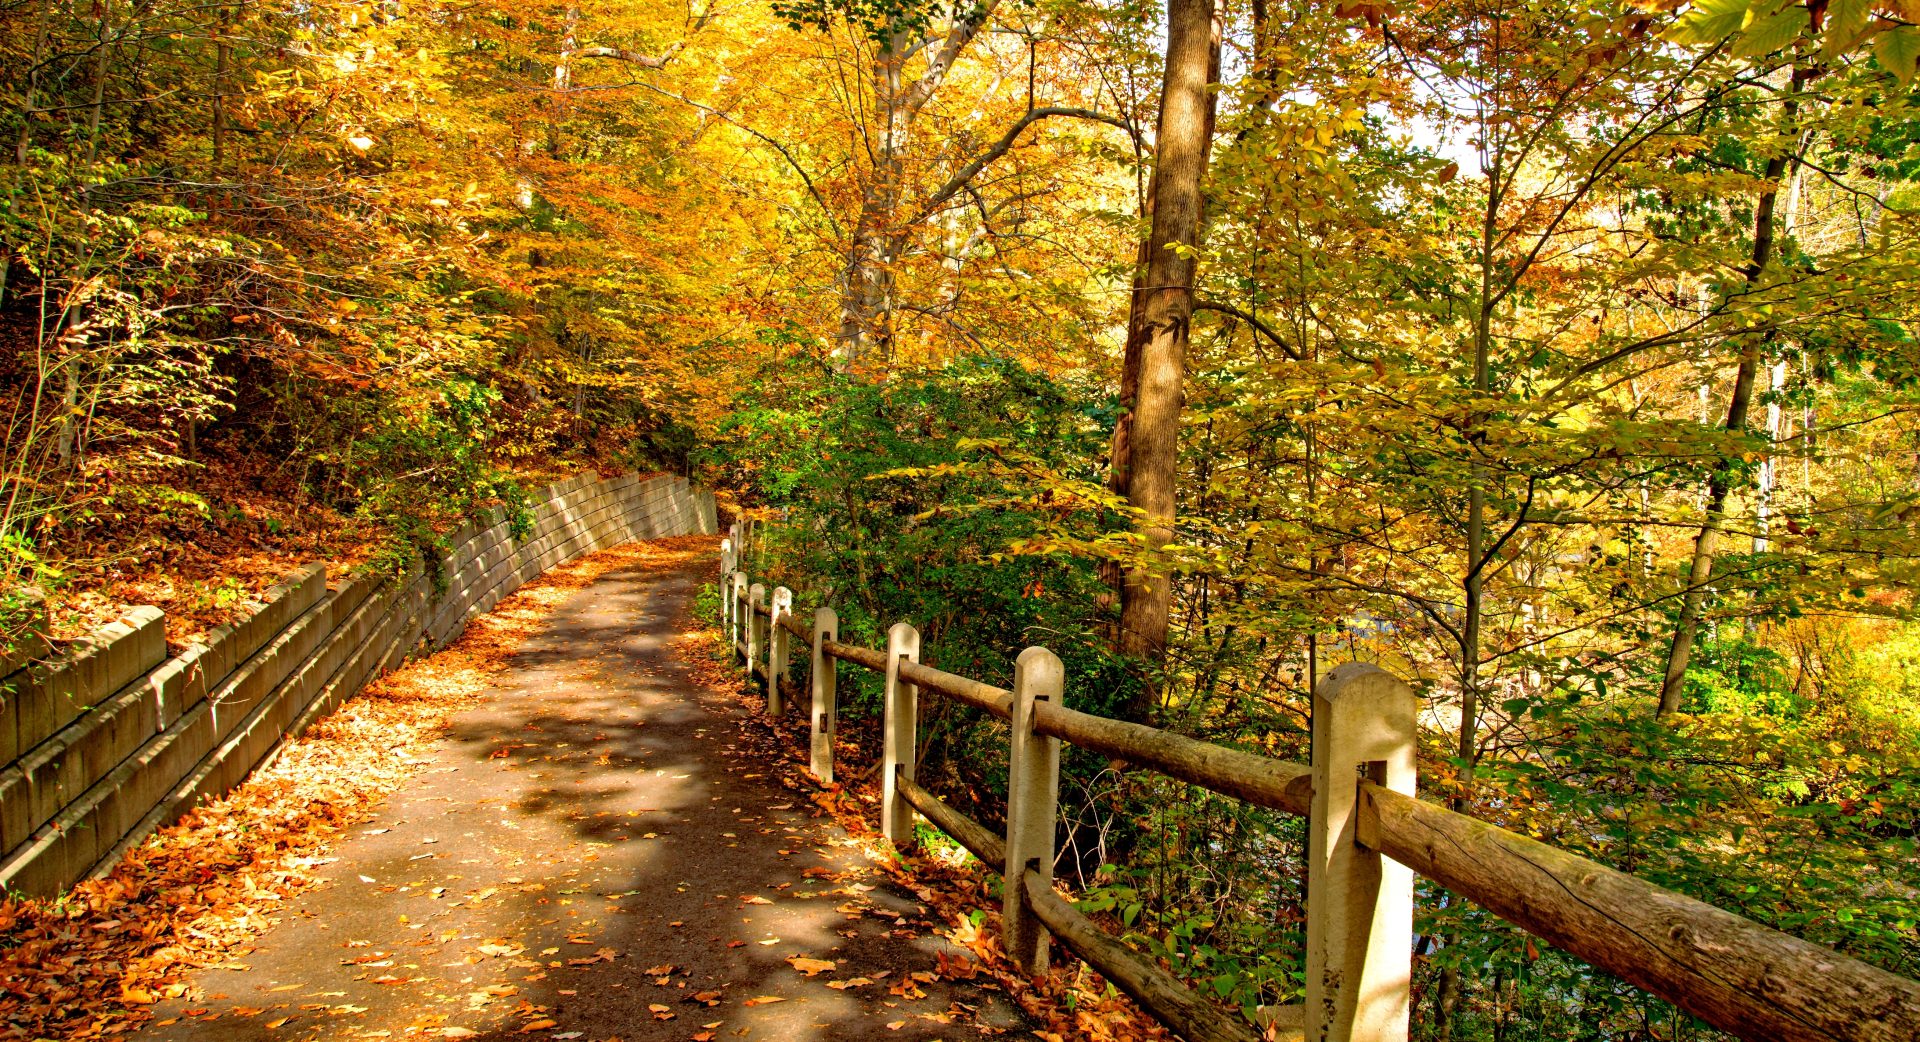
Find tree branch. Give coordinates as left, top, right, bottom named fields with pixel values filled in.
left=899, top=2, right=1001, bottom=118
left=1192, top=301, right=1304, bottom=360
left=574, top=45, right=671, bottom=68
left=915, top=106, right=1134, bottom=222
left=626, top=81, right=845, bottom=238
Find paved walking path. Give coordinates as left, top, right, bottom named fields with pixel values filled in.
left=139, top=554, right=1027, bottom=1042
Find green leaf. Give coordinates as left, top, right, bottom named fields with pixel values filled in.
left=1820, top=0, right=1874, bottom=59
left=1876, top=25, right=1920, bottom=80
left=1735, top=3, right=1809, bottom=57
left=1668, top=0, right=1752, bottom=44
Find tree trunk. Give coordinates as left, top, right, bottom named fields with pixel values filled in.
left=1658, top=70, right=1808, bottom=715
left=837, top=180, right=900, bottom=366
left=836, top=29, right=915, bottom=368
left=14, top=0, right=53, bottom=165
left=1110, top=0, right=1217, bottom=720
left=1657, top=356, right=1755, bottom=715
left=556, top=6, right=577, bottom=91
left=213, top=7, right=232, bottom=168
left=84, top=0, right=114, bottom=173
left=1754, top=359, right=1786, bottom=553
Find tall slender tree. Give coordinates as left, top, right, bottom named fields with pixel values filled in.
left=1108, top=0, right=1217, bottom=718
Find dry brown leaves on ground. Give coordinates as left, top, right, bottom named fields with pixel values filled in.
left=35, top=456, right=633, bottom=647
left=670, top=603, right=1181, bottom=1042
left=0, top=536, right=712, bottom=1042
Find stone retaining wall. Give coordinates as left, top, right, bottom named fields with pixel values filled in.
left=0, top=472, right=716, bottom=897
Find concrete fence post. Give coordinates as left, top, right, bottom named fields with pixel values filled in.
left=1307, top=663, right=1417, bottom=1042
left=881, top=622, right=921, bottom=850
left=767, top=586, right=793, bottom=715
left=730, top=572, right=748, bottom=662
left=810, top=606, right=838, bottom=784
left=747, top=583, right=766, bottom=684
left=1004, top=646, right=1064, bottom=976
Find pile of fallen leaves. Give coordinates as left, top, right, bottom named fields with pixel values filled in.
left=673, top=602, right=1185, bottom=1042
left=0, top=537, right=713, bottom=1042
left=37, top=452, right=624, bottom=647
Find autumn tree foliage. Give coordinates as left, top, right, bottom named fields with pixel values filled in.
left=11, top=0, right=1920, bottom=1037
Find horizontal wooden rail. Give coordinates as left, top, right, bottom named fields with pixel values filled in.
left=896, top=772, right=1005, bottom=871
left=1361, top=781, right=1920, bottom=1042
left=784, top=612, right=1016, bottom=717
left=1031, top=701, right=1312, bottom=816
left=1021, top=867, right=1260, bottom=1042
left=901, top=660, right=1014, bottom=718
left=897, top=769, right=1254, bottom=1042
left=822, top=637, right=887, bottom=672
left=722, top=566, right=1920, bottom=1042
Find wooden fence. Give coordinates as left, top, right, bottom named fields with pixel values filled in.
left=716, top=525, right=1920, bottom=1042
left=0, top=474, right=715, bottom=898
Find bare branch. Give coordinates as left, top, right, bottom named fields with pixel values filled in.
left=916, top=106, right=1134, bottom=222
left=573, top=45, right=670, bottom=67
left=1192, top=301, right=1304, bottom=360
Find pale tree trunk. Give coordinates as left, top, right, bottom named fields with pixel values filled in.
left=556, top=6, right=577, bottom=91
left=58, top=0, right=116, bottom=470
left=1109, top=0, right=1217, bottom=721
left=84, top=0, right=114, bottom=173
left=837, top=77, right=905, bottom=366
left=15, top=0, right=53, bottom=165
left=837, top=31, right=917, bottom=367
left=1755, top=143, right=1812, bottom=553
left=1802, top=352, right=1814, bottom=500
left=1754, top=359, right=1786, bottom=553
left=834, top=9, right=997, bottom=368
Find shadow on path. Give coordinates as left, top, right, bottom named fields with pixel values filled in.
left=137, top=553, right=1028, bottom=1042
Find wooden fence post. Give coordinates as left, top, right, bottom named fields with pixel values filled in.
left=729, top=572, right=747, bottom=662
left=882, top=622, right=921, bottom=850
left=747, top=583, right=766, bottom=684
left=767, top=586, right=792, bottom=715
left=810, top=607, right=838, bottom=784
left=1004, top=646, right=1064, bottom=976
left=719, top=541, right=734, bottom=629
left=1307, top=662, right=1416, bottom=1042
